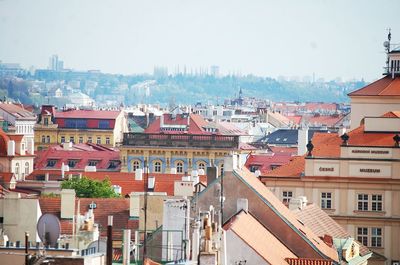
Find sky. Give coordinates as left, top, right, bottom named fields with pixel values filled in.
left=0, top=0, right=399, bottom=81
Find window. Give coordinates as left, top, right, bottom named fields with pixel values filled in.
left=97, top=137, right=101, bottom=144
left=65, top=119, right=87, bottom=128
left=44, top=117, right=49, bottom=125
left=132, top=160, right=140, bottom=172
left=357, top=194, right=369, bottom=211
left=372, top=194, right=382, bottom=211
left=371, top=228, right=382, bottom=247
left=46, top=160, right=57, bottom=168
left=88, top=136, right=92, bottom=143
left=321, top=192, right=332, bottom=209
left=88, top=160, right=98, bottom=167
left=153, top=161, right=162, bottom=173
left=69, top=136, right=74, bottom=143
left=60, top=136, right=65, bottom=143
left=79, top=136, right=83, bottom=144
left=357, top=227, right=368, bottom=246
left=249, top=165, right=259, bottom=173
left=219, top=163, right=224, bottom=176
left=176, top=161, right=184, bottom=173
left=46, top=136, right=50, bottom=143
left=15, top=163, right=20, bottom=176
left=282, top=191, right=293, bottom=204
left=24, top=162, right=29, bottom=175
left=198, top=162, right=206, bottom=170
left=357, top=194, right=383, bottom=212
left=68, top=160, right=78, bottom=168
left=108, top=161, right=119, bottom=169
left=106, top=137, right=110, bottom=145
left=99, top=120, right=110, bottom=129
left=357, top=227, right=383, bottom=247
left=41, top=135, right=46, bottom=143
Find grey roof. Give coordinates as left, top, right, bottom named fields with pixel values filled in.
left=257, top=129, right=329, bottom=145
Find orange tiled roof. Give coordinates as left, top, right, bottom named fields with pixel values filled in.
left=234, top=168, right=339, bottom=261
left=223, top=210, right=296, bottom=264
left=261, top=156, right=305, bottom=178
left=295, top=204, right=371, bottom=257
left=26, top=171, right=207, bottom=196
left=348, top=76, right=400, bottom=96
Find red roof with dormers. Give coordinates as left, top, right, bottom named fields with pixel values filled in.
left=25, top=171, right=207, bottom=197
left=348, top=76, right=400, bottom=96
left=145, top=113, right=209, bottom=134
left=54, top=109, right=121, bottom=119
left=34, top=143, right=120, bottom=171
left=245, top=153, right=293, bottom=174
left=304, top=103, right=338, bottom=112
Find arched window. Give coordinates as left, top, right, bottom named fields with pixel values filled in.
left=132, top=160, right=140, bottom=172
left=153, top=161, right=162, bottom=173
left=197, top=162, right=206, bottom=170
left=15, top=163, right=20, bottom=176
left=46, top=136, right=50, bottom=143
left=176, top=161, right=184, bottom=173
left=41, top=135, right=46, bottom=143
left=25, top=162, right=29, bottom=175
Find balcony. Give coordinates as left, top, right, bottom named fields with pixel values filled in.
left=122, top=132, right=240, bottom=149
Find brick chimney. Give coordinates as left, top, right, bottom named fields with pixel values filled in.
left=61, top=189, right=75, bottom=219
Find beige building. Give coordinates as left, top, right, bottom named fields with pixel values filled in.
left=262, top=113, right=400, bottom=264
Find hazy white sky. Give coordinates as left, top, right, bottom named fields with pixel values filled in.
left=0, top=0, right=399, bottom=80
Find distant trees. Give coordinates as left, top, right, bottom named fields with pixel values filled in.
left=61, top=176, right=120, bottom=198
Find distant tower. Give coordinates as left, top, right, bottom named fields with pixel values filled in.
left=239, top=87, right=243, bottom=100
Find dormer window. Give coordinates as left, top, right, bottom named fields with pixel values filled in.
left=46, top=159, right=57, bottom=168
left=68, top=160, right=79, bottom=168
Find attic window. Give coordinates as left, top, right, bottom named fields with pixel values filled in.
left=276, top=138, right=280, bottom=141
left=46, top=160, right=57, bottom=168
left=68, top=160, right=79, bottom=168
left=88, top=160, right=98, bottom=167
left=107, top=161, right=119, bottom=169
left=283, top=138, right=287, bottom=142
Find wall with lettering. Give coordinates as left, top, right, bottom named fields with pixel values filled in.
left=313, top=162, right=340, bottom=176
left=348, top=162, right=391, bottom=177
left=345, top=147, right=393, bottom=159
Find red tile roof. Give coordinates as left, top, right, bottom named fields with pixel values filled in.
left=294, top=204, right=370, bottom=257
left=223, top=210, right=296, bottom=264
left=304, top=103, right=338, bottom=112
left=261, top=156, right=305, bottom=178
left=0, top=103, right=36, bottom=119
left=245, top=152, right=293, bottom=174
left=54, top=109, right=121, bottom=119
left=306, top=114, right=344, bottom=127
left=348, top=76, right=400, bottom=96
left=234, top=168, right=339, bottom=261
left=34, top=143, right=120, bottom=171
left=287, top=115, right=302, bottom=125
left=26, top=171, right=207, bottom=196
left=145, top=113, right=208, bottom=134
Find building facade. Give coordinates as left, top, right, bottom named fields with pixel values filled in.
left=35, top=105, right=127, bottom=150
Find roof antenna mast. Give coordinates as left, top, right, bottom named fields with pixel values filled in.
left=384, top=28, right=392, bottom=71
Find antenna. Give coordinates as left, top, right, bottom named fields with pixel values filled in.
left=384, top=28, right=392, bottom=73
left=37, top=213, right=61, bottom=248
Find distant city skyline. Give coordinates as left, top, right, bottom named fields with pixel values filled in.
left=0, top=0, right=399, bottom=82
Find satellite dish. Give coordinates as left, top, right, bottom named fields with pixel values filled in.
left=87, top=239, right=107, bottom=253
left=37, top=213, right=61, bottom=247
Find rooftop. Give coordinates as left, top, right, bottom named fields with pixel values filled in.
left=0, top=103, right=36, bottom=120
left=54, top=109, right=121, bottom=119
left=348, top=76, right=400, bottom=97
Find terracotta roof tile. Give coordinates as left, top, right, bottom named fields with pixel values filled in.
left=223, top=210, right=296, bottom=264
left=348, top=76, right=400, bottom=96
left=234, top=168, right=339, bottom=261
left=54, top=109, right=121, bottom=119
left=261, top=156, right=305, bottom=178
left=245, top=153, right=293, bottom=175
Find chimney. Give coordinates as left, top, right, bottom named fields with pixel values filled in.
left=129, top=192, right=140, bottom=218
left=289, top=196, right=308, bottom=211
left=206, top=166, right=218, bottom=186
left=160, top=114, right=164, bottom=128
left=148, top=176, right=155, bottom=191
left=7, top=140, right=15, bottom=156
left=61, top=189, right=76, bottom=219
left=135, top=168, right=143, bottom=181
left=237, top=198, right=248, bottom=213
left=45, top=173, right=49, bottom=182
left=223, top=153, right=238, bottom=172
left=338, top=127, right=346, bottom=137
left=297, top=126, right=309, bottom=156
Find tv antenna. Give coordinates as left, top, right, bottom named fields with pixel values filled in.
left=37, top=213, right=61, bottom=248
